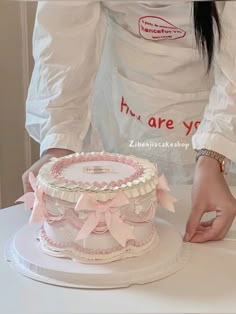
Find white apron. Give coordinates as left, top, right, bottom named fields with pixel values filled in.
left=87, top=1, right=215, bottom=184
left=27, top=1, right=236, bottom=185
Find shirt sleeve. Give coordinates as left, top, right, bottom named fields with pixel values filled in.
left=25, top=1, right=107, bottom=156
left=192, top=2, right=236, bottom=163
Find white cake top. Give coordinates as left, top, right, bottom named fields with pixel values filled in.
left=37, top=152, right=159, bottom=202
left=61, top=161, right=136, bottom=184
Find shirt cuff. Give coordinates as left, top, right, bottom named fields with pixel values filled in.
left=192, top=132, right=236, bottom=163
left=40, top=133, right=83, bottom=157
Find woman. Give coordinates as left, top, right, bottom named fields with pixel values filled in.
left=23, top=1, right=236, bottom=243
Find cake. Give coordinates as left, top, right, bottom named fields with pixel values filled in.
left=18, top=152, right=175, bottom=264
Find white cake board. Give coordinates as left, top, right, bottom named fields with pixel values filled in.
left=4, top=219, right=191, bottom=289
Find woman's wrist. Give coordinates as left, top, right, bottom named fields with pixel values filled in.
left=196, top=155, right=222, bottom=173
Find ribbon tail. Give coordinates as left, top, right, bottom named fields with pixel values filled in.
left=76, top=213, right=100, bottom=241
left=157, top=190, right=176, bottom=213
left=108, top=214, right=135, bottom=247
left=28, top=172, right=37, bottom=191
left=29, top=203, right=46, bottom=224
left=158, top=174, right=170, bottom=191
left=15, top=192, right=35, bottom=210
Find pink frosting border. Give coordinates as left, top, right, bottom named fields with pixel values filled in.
left=50, top=153, right=144, bottom=188
left=40, top=224, right=156, bottom=255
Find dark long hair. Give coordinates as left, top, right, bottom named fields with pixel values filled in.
left=193, top=1, right=222, bottom=71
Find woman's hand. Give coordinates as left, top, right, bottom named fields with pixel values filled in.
left=184, top=156, right=236, bottom=243
left=22, top=148, right=74, bottom=193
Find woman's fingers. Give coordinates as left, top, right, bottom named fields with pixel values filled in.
left=200, top=218, right=215, bottom=228
left=195, top=218, right=216, bottom=231
left=184, top=207, right=203, bottom=241
left=190, top=215, right=228, bottom=243
left=196, top=225, right=212, bottom=232
left=188, top=156, right=236, bottom=243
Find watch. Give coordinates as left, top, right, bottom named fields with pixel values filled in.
left=195, top=148, right=230, bottom=175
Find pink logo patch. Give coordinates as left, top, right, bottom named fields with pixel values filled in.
left=139, top=16, right=186, bottom=41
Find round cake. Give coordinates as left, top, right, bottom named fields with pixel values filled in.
left=19, top=152, right=175, bottom=264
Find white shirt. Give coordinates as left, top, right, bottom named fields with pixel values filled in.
left=26, top=1, right=236, bottom=184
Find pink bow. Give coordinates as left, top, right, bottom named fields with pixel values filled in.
left=74, top=192, right=135, bottom=247
left=16, top=172, right=48, bottom=224
left=156, top=174, right=177, bottom=213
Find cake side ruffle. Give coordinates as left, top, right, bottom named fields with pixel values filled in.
left=38, top=225, right=158, bottom=264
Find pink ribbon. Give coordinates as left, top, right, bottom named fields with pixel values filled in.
left=16, top=172, right=48, bottom=224
left=156, top=174, right=177, bottom=213
left=74, top=192, right=135, bottom=247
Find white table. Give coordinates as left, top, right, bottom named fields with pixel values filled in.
left=1, top=185, right=236, bottom=314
